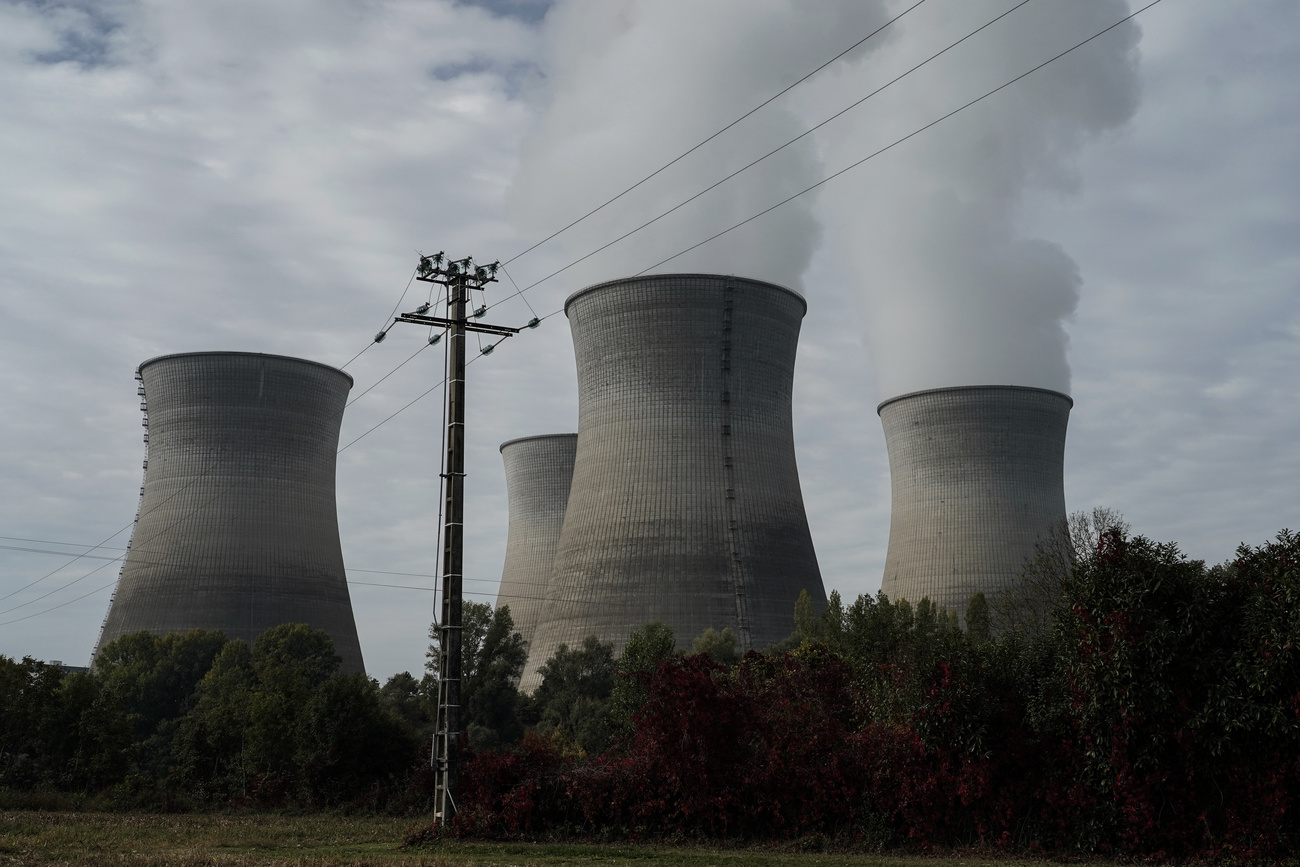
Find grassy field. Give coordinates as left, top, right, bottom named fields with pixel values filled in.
left=0, top=811, right=1046, bottom=866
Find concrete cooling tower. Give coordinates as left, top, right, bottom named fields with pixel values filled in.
left=521, top=274, right=825, bottom=688
left=94, top=351, right=365, bottom=673
left=878, top=385, right=1072, bottom=621
left=495, top=434, right=578, bottom=652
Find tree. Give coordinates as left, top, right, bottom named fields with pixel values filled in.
left=173, top=639, right=256, bottom=800
left=0, top=656, right=67, bottom=790
left=609, top=621, right=676, bottom=731
left=93, top=628, right=231, bottom=784
left=427, top=602, right=527, bottom=750
left=380, top=671, right=432, bottom=736
left=523, top=636, right=616, bottom=756
left=245, top=623, right=342, bottom=783
left=295, top=672, right=421, bottom=806
left=691, top=627, right=740, bottom=666
left=997, top=507, right=1130, bottom=633
left=965, top=592, right=991, bottom=643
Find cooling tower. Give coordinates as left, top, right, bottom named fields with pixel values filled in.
left=521, top=274, right=825, bottom=688
left=495, top=434, right=578, bottom=651
left=95, top=351, right=365, bottom=673
left=878, top=385, right=1072, bottom=621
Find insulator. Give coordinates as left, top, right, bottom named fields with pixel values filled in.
left=374, top=331, right=387, bottom=343
left=527, top=318, right=540, bottom=329
left=428, top=333, right=442, bottom=346
left=481, top=344, right=495, bottom=355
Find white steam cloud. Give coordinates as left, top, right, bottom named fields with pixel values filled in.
left=509, top=0, right=1141, bottom=396
left=821, top=0, right=1142, bottom=397
left=507, top=0, right=890, bottom=294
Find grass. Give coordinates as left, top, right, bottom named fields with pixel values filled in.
left=0, top=811, right=1063, bottom=866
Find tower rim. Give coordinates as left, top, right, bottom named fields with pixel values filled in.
left=500, top=432, right=579, bottom=453
left=877, top=384, right=1074, bottom=416
left=137, top=351, right=354, bottom=387
left=563, top=272, right=807, bottom=317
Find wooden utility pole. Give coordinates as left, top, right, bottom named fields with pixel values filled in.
left=390, top=252, right=518, bottom=822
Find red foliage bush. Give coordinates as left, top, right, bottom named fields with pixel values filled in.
left=446, top=530, right=1300, bottom=859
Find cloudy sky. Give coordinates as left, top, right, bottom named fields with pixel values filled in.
left=1, top=0, right=1295, bottom=680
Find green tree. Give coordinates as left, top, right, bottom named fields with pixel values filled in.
left=965, top=592, right=991, bottom=643
left=0, top=656, right=67, bottom=790
left=426, top=602, right=527, bottom=750
left=609, top=621, right=676, bottom=731
left=246, top=623, right=341, bottom=781
left=379, top=671, right=432, bottom=737
left=295, top=672, right=421, bottom=805
left=524, top=635, right=617, bottom=755
left=93, top=628, right=230, bottom=786
left=173, top=639, right=256, bottom=800
left=691, top=626, right=741, bottom=666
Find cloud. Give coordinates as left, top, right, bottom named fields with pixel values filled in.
left=0, top=0, right=545, bottom=673
left=0, top=0, right=1296, bottom=680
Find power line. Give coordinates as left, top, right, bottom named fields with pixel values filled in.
left=0, top=1, right=1164, bottom=626
left=0, top=321, right=457, bottom=616
left=336, top=344, right=501, bottom=454
left=0, top=339, right=481, bottom=621
left=501, top=0, right=930, bottom=268
left=0, top=579, right=119, bottom=627
left=489, top=0, right=1039, bottom=307
left=636, top=0, right=1164, bottom=276
left=491, top=0, right=1161, bottom=325
left=338, top=264, right=423, bottom=371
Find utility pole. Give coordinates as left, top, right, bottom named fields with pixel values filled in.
left=389, top=252, right=518, bottom=823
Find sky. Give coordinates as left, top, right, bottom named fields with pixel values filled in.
left=1, top=0, right=1296, bottom=681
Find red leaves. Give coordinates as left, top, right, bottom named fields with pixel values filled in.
left=450, top=532, right=1300, bottom=858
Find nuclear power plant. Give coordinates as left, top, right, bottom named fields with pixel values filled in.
left=95, top=351, right=365, bottom=673
left=495, top=433, right=578, bottom=651
left=878, top=385, right=1072, bottom=621
left=519, top=274, right=826, bottom=688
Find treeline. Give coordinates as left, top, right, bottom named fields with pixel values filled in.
left=0, top=623, right=428, bottom=811
left=6, top=518, right=1300, bottom=860
left=432, top=521, right=1300, bottom=861
left=0, top=595, right=742, bottom=813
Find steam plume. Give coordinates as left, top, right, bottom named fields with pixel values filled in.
left=822, top=0, right=1142, bottom=396
left=508, top=0, right=1141, bottom=396
left=507, top=0, right=890, bottom=294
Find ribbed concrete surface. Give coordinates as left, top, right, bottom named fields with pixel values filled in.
left=521, top=274, right=824, bottom=689
left=95, top=352, right=365, bottom=673
left=878, top=385, right=1072, bottom=621
left=495, top=433, right=578, bottom=653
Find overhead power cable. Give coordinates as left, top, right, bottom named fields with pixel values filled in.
left=501, top=0, right=930, bottom=269
left=0, top=332, right=501, bottom=626
left=0, top=325, right=450, bottom=617
left=635, top=0, right=1165, bottom=276
left=0, top=536, right=127, bottom=551
left=337, top=264, right=423, bottom=371
left=1, top=541, right=829, bottom=615
left=0, top=0, right=1165, bottom=625
left=0, top=578, right=120, bottom=627
left=160, top=0, right=1171, bottom=477
left=492, top=0, right=1162, bottom=324
left=484, top=0, right=1036, bottom=313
